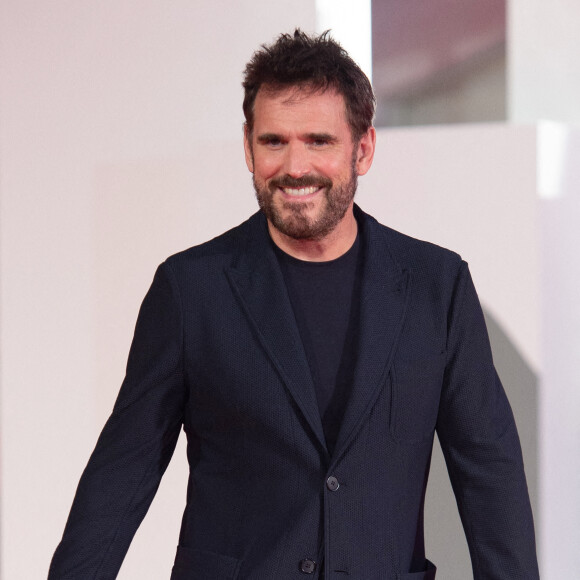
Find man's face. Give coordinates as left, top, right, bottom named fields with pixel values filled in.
left=244, top=87, right=375, bottom=242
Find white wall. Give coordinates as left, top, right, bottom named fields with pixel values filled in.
left=537, top=124, right=580, bottom=579
left=0, top=2, right=316, bottom=578
left=509, top=0, right=580, bottom=125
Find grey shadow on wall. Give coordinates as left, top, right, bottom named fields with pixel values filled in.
left=423, top=306, right=539, bottom=580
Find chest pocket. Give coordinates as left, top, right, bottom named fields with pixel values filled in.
left=390, top=352, right=446, bottom=443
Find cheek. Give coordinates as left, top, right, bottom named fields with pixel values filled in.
left=253, top=155, right=282, bottom=182
left=316, top=157, right=349, bottom=180
left=311, top=148, right=353, bottom=174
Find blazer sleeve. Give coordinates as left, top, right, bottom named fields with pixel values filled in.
left=49, top=261, right=186, bottom=580
left=435, top=261, right=540, bottom=580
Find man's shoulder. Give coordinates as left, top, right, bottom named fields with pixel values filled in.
left=360, top=207, right=464, bottom=273
left=380, top=221, right=462, bottom=267
left=164, top=212, right=259, bottom=270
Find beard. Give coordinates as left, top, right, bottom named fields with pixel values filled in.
left=253, top=160, right=358, bottom=242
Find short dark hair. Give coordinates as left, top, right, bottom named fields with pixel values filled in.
left=242, top=29, right=375, bottom=141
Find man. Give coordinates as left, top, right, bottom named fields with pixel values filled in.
left=50, top=30, right=539, bottom=579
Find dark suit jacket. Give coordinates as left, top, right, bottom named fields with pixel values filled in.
left=49, top=206, right=539, bottom=579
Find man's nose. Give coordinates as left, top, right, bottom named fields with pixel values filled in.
left=282, top=143, right=310, bottom=178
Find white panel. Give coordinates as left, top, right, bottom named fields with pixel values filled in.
left=538, top=124, right=580, bottom=578
left=509, top=0, right=580, bottom=124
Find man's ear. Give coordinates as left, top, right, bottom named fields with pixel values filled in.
left=243, top=124, right=254, bottom=173
left=355, top=127, right=376, bottom=176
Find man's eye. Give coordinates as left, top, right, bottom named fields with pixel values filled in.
left=312, top=139, right=329, bottom=147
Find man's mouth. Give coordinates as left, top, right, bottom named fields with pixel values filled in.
left=270, top=175, right=332, bottom=198
left=280, top=186, right=321, bottom=197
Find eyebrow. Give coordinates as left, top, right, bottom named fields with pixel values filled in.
left=305, top=132, right=337, bottom=142
left=256, top=133, right=282, bottom=144
left=256, top=132, right=338, bottom=143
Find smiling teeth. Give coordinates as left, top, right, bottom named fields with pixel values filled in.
left=282, top=186, right=319, bottom=196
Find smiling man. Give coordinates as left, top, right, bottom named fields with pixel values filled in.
left=246, top=87, right=372, bottom=259
left=49, top=30, right=539, bottom=580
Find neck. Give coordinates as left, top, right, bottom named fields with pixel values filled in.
left=268, top=206, right=358, bottom=262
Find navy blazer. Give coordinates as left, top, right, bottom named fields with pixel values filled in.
left=49, top=206, right=539, bottom=579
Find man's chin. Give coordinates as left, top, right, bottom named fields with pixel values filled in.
left=256, top=182, right=354, bottom=241
left=270, top=212, right=337, bottom=241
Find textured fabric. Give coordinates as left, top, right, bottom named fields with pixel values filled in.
left=49, top=206, right=539, bottom=579
left=275, top=233, right=361, bottom=454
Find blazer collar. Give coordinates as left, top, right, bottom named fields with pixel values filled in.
left=332, top=206, right=410, bottom=462
left=226, top=212, right=326, bottom=450
left=226, top=206, right=410, bottom=459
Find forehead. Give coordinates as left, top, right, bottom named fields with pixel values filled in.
left=252, top=86, right=350, bottom=135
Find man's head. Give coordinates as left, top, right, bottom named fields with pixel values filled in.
left=242, top=30, right=376, bottom=253
left=242, top=29, right=375, bottom=143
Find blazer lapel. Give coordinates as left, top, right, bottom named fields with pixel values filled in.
left=332, top=208, right=411, bottom=462
left=226, top=213, right=327, bottom=451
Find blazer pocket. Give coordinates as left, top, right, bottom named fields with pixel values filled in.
left=170, top=545, right=242, bottom=580
left=391, top=352, right=446, bottom=443
left=397, top=558, right=436, bottom=579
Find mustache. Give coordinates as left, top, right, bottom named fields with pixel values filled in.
left=269, top=175, right=333, bottom=190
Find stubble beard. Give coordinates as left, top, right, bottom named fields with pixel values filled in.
left=253, top=160, right=358, bottom=242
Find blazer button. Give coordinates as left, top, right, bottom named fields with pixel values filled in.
left=299, top=558, right=317, bottom=574
left=326, top=476, right=340, bottom=491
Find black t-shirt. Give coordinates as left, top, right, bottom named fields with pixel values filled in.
left=274, top=235, right=362, bottom=455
